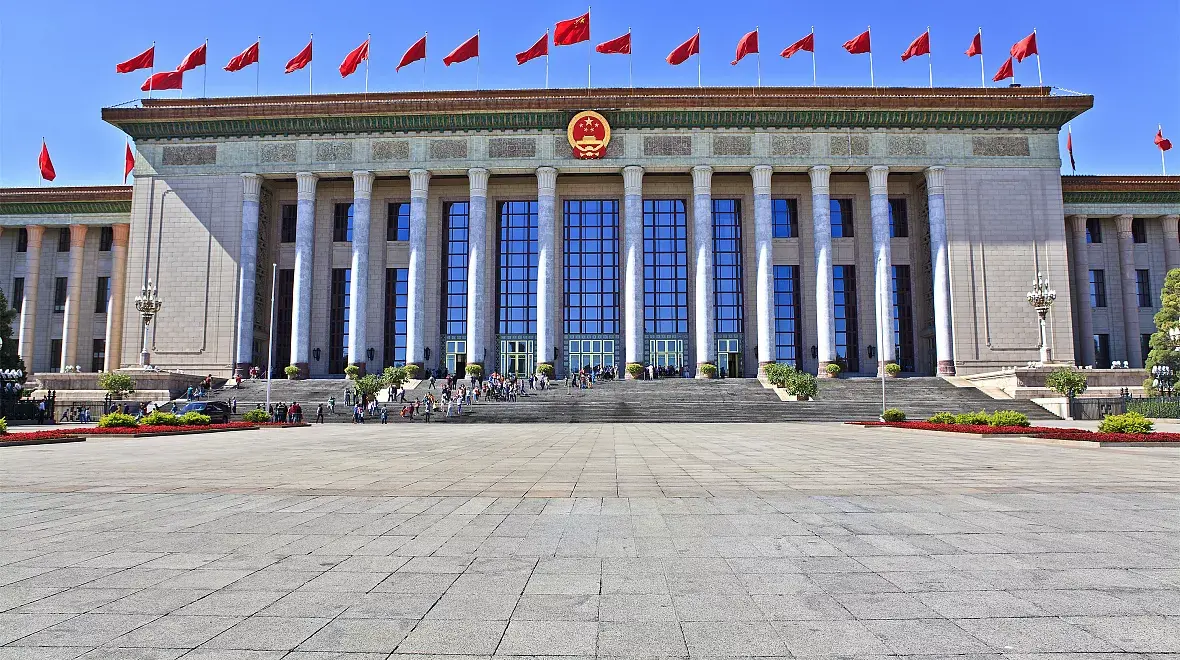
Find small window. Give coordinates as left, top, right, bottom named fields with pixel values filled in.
left=1094, top=334, right=1111, bottom=369
left=49, top=339, right=62, bottom=371
left=387, top=202, right=410, bottom=241
left=888, top=199, right=908, bottom=238
left=830, top=199, right=854, bottom=238
left=1089, top=270, right=1107, bottom=308
left=771, top=199, right=797, bottom=239
left=1086, top=218, right=1103, bottom=243
left=333, top=203, right=354, bottom=242
left=95, top=277, right=110, bottom=314
left=16, top=228, right=28, bottom=253
left=1132, top=218, right=1147, bottom=244
left=91, top=339, right=106, bottom=373
left=1142, top=334, right=1153, bottom=365
left=57, top=228, right=70, bottom=252
left=1136, top=270, right=1153, bottom=308
left=99, top=227, right=114, bottom=252
left=53, top=277, right=67, bottom=313
left=11, top=278, right=23, bottom=313
left=280, top=204, right=297, bottom=243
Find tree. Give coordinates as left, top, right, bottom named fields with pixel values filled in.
left=1046, top=367, right=1087, bottom=398
left=352, top=374, right=382, bottom=405
left=98, top=372, right=135, bottom=398
left=0, top=290, right=26, bottom=379
left=1146, top=268, right=1180, bottom=374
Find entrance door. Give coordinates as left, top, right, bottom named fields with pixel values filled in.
left=717, top=338, right=743, bottom=378
left=445, top=340, right=467, bottom=376
left=500, top=339, right=535, bottom=378
left=649, top=339, right=684, bottom=369
left=567, top=339, right=616, bottom=373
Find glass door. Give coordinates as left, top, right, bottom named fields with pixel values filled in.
left=445, top=340, right=467, bottom=376
left=500, top=339, right=535, bottom=378
left=649, top=339, right=684, bottom=369
left=567, top=339, right=616, bottom=373
left=717, top=338, right=743, bottom=378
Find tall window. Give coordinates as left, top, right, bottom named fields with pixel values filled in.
left=91, top=339, right=105, bottom=373
left=275, top=269, right=294, bottom=375
left=16, top=228, right=27, bottom=253
left=280, top=204, right=297, bottom=243
left=893, top=265, right=915, bottom=372
left=387, top=203, right=410, bottom=241
left=11, top=278, right=23, bottom=313
left=563, top=200, right=619, bottom=335
left=833, top=265, right=859, bottom=372
left=53, top=277, right=67, bottom=313
left=385, top=268, right=408, bottom=366
left=1136, top=269, right=1153, bottom=308
left=329, top=268, right=351, bottom=374
left=442, top=202, right=469, bottom=337
left=50, top=339, right=62, bottom=371
left=99, top=227, right=114, bottom=252
left=889, top=199, right=909, bottom=238
left=1089, top=269, right=1107, bottom=308
left=498, top=201, right=539, bottom=335
left=713, top=199, right=744, bottom=334
left=1132, top=218, right=1147, bottom=243
left=643, top=199, right=689, bottom=334
left=772, top=199, right=798, bottom=239
left=831, top=199, right=854, bottom=238
left=332, top=203, right=354, bottom=242
left=1086, top=218, right=1103, bottom=243
left=1094, top=334, right=1111, bottom=369
left=1142, top=334, right=1153, bottom=365
left=773, top=265, right=801, bottom=366
left=57, top=228, right=70, bottom=252
left=95, top=277, right=110, bottom=314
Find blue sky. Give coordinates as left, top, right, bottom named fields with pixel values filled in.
left=1, top=0, right=1177, bottom=186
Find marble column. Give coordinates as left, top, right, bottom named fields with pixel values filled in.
left=348, top=171, right=374, bottom=374
left=622, top=166, right=645, bottom=373
left=60, top=224, right=88, bottom=371
left=1115, top=214, right=1142, bottom=367
left=868, top=166, right=896, bottom=375
left=290, top=172, right=317, bottom=377
left=1068, top=215, right=1095, bottom=366
left=751, top=165, right=775, bottom=372
left=810, top=165, right=835, bottom=375
left=692, top=165, right=715, bottom=375
left=1162, top=215, right=1180, bottom=272
left=406, top=169, right=430, bottom=369
left=536, top=167, right=558, bottom=370
left=104, top=224, right=131, bottom=372
left=234, top=173, right=261, bottom=376
left=924, top=166, right=955, bottom=376
left=17, top=226, right=44, bottom=369
left=466, top=168, right=489, bottom=367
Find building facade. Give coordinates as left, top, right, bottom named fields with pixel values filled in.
left=4, top=86, right=1179, bottom=379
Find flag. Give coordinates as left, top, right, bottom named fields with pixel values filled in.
left=397, top=35, right=426, bottom=72
left=226, top=41, right=260, bottom=72
left=1066, top=128, right=1076, bottom=172
left=1156, top=129, right=1173, bottom=152
left=116, top=45, right=155, bottom=74
left=124, top=143, right=135, bottom=183
left=1011, top=32, right=1037, bottom=62
left=901, top=30, right=930, bottom=61
left=781, top=32, right=814, bottom=58
left=516, top=33, right=548, bottom=65
left=284, top=41, right=311, bottom=74
left=38, top=141, right=55, bottom=182
left=596, top=32, right=631, bottom=55
left=992, top=57, right=1014, bottom=82
left=843, top=30, right=871, bottom=55
left=667, top=32, right=699, bottom=66
left=340, top=38, right=369, bottom=77
left=732, top=29, right=758, bottom=65
left=141, top=70, right=183, bottom=91
left=554, top=12, right=590, bottom=46
left=177, top=43, right=207, bottom=73
left=966, top=32, right=982, bottom=57
left=443, top=34, right=479, bottom=66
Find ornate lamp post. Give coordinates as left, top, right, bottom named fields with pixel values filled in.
left=1152, top=364, right=1176, bottom=397
left=134, top=279, right=163, bottom=367
left=1026, top=272, right=1057, bottom=364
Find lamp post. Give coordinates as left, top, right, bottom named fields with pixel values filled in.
left=1152, top=364, right=1176, bottom=397
left=134, top=279, right=163, bottom=367
left=1026, top=272, right=1057, bottom=364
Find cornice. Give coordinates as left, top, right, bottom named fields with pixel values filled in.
left=0, top=186, right=133, bottom=216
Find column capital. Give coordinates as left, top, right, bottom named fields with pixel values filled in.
left=113, top=223, right=130, bottom=247
left=1162, top=214, right=1180, bottom=236
left=751, top=165, right=773, bottom=196
left=467, top=167, right=489, bottom=197
left=536, top=166, right=558, bottom=197
left=622, top=165, right=644, bottom=195
left=1067, top=214, right=1088, bottom=233
left=1115, top=213, right=1134, bottom=234
left=692, top=165, right=713, bottom=196
left=409, top=169, right=431, bottom=198
left=241, top=173, right=262, bottom=203
left=808, top=165, right=831, bottom=195
left=923, top=166, right=946, bottom=195
left=24, top=224, right=44, bottom=248
left=352, top=171, right=374, bottom=199
left=68, top=224, right=88, bottom=248
left=867, top=165, right=889, bottom=195
left=295, top=172, right=318, bottom=201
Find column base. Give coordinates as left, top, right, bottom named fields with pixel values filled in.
left=937, top=360, right=956, bottom=376
left=349, top=362, right=367, bottom=377
left=292, top=362, right=310, bottom=379
left=818, top=360, right=837, bottom=378
left=695, top=362, right=716, bottom=379
left=408, top=362, right=425, bottom=380
left=233, top=362, right=252, bottom=378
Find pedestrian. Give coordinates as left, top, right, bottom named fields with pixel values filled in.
left=316, top=403, right=324, bottom=424
left=289, top=401, right=302, bottom=424
left=328, top=396, right=336, bottom=413
left=422, top=401, right=432, bottom=423
left=380, top=406, right=388, bottom=424
left=429, top=374, right=437, bottom=389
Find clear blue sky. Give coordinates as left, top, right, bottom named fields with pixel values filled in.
left=1, top=0, right=1177, bottom=186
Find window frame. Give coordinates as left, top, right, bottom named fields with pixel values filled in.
left=387, top=202, right=410, bottom=242
left=497, top=200, right=540, bottom=336
left=11, top=278, right=23, bottom=313
left=384, top=267, right=409, bottom=367
left=830, top=198, right=854, bottom=238
left=1136, top=269, right=1153, bottom=308
left=56, top=228, right=70, bottom=252
left=95, top=277, right=110, bottom=314
left=1089, top=269, right=1107, bottom=308
left=712, top=199, right=744, bottom=335
left=328, top=268, right=351, bottom=374
left=888, top=198, right=909, bottom=238
left=563, top=199, right=620, bottom=336
left=1131, top=217, right=1147, bottom=244
left=771, top=198, right=798, bottom=239
left=53, top=277, right=67, bottom=313
left=1086, top=218, right=1103, bottom=244
left=332, top=203, right=354, bottom=242
left=442, top=201, right=470, bottom=337
left=280, top=204, right=298, bottom=243
left=16, top=228, right=28, bottom=253
left=643, top=199, right=689, bottom=335
left=99, top=227, right=114, bottom=252
left=773, top=265, right=802, bottom=367
left=833, top=265, right=860, bottom=372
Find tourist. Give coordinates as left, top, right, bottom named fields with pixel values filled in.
left=328, top=396, right=335, bottom=413
left=289, top=401, right=302, bottom=424
left=353, top=403, right=363, bottom=424
left=422, top=400, right=432, bottom=423
left=230, top=398, right=238, bottom=414
left=428, top=374, right=437, bottom=389
left=315, top=403, right=324, bottom=423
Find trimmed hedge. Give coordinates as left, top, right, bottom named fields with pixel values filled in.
left=927, top=412, right=957, bottom=424
left=97, top=412, right=138, bottom=428
left=141, top=411, right=181, bottom=426
left=1098, top=411, right=1153, bottom=434
left=881, top=408, right=906, bottom=422
left=242, top=409, right=270, bottom=423
left=179, top=412, right=211, bottom=426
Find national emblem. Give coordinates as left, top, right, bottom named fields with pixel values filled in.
left=567, top=110, right=611, bottom=160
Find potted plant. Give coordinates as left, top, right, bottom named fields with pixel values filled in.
left=785, top=371, right=819, bottom=401
left=465, top=363, right=484, bottom=378
left=536, top=362, right=556, bottom=378
left=284, top=365, right=299, bottom=380
left=344, top=364, right=360, bottom=380
left=824, top=363, right=842, bottom=378
left=403, top=364, right=421, bottom=380
left=625, top=363, right=644, bottom=379
left=98, top=372, right=135, bottom=399
left=698, top=363, right=718, bottom=379
left=884, top=362, right=902, bottom=378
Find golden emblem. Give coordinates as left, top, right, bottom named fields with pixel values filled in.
left=567, top=110, right=611, bottom=160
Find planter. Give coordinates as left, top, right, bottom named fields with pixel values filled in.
left=794, top=394, right=810, bottom=401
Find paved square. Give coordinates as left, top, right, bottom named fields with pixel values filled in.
left=0, top=422, right=1178, bottom=658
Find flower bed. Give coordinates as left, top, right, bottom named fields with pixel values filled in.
left=851, top=421, right=1180, bottom=443
left=0, top=429, right=87, bottom=446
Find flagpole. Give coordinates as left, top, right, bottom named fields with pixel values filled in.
left=587, top=6, right=593, bottom=90
left=978, top=28, right=986, bottom=88
left=696, top=27, right=701, bottom=88
left=310, top=34, right=314, bottom=95
left=148, top=41, right=155, bottom=99
left=1033, top=28, right=1043, bottom=87
left=546, top=30, right=551, bottom=89
left=867, top=27, right=874, bottom=88
left=422, top=32, right=428, bottom=91
left=628, top=27, right=633, bottom=88
left=476, top=30, right=481, bottom=90
left=39, top=138, right=44, bottom=187
left=811, top=27, right=816, bottom=86
left=203, top=39, right=208, bottom=97
left=256, top=37, right=261, bottom=95
left=1162, top=125, right=1168, bottom=175
left=365, top=33, right=371, bottom=94
left=926, top=27, right=932, bottom=88
left=756, top=27, right=761, bottom=88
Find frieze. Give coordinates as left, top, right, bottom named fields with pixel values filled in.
left=770, top=135, right=811, bottom=156
left=1063, top=191, right=1180, bottom=205
left=314, top=141, right=353, bottom=162
left=972, top=135, right=1030, bottom=157
left=712, top=135, right=752, bottom=156
left=429, top=139, right=468, bottom=160
left=888, top=135, right=927, bottom=156
left=371, top=140, right=410, bottom=161
left=161, top=145, right=216, bottom=166
left=0, top=201, right=132, bottom=216
left=830, top=135, right=870, bottom=156
left=488, top=137, right=537, bottom=159
left=643, top=135, right=692, bottom=157
left=259, top=142, right=297, bottom=163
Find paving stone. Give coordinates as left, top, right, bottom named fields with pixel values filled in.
left=681, top=621, right=788, bottom=656
left=200, top=616, right=330, bottom=651
left=957, top=617, right=1124, bottom=653
left=395, top=619, right=508, bottom=655
left=596, top=622, right=687, bottom=657
left=296, top=617, right=416, bottom=653
left=497, top=620, right=598, bottom=656
left=108, top=614, right=242, bottom=648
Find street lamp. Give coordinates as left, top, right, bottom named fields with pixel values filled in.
left=134, top=279, right=163, bottom=367
left=1152, top=364, right=1176, bottom=397
left=1026, top=272, right=1057, bottom=364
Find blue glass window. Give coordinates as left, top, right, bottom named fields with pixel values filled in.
left=499, top=201, right=539, bottom=335
left=712, top=199, right=744, bottom=334
left=643, top=199, right=689, bottom=334
left=833, top=265, right=859, bottom=372
left=888, top=199, right=908, bottom=238
left=564, top=200, right=620, bottom=335
left=772, top=198, right=798, bottom=238
left=443, top=202, right=469, bottom=337
left=831, top=199, right=854, bottom=238
left=333, top=203, right=353, bottom=242
left=329, top=268, right=351, bottom=374
left=773, top=265, right=801, bottom=366
left=385, top=268, right=408, bottom=366
left=892, top=265, right=914, bottom=372
left=387, top=203, right=410, bottom=241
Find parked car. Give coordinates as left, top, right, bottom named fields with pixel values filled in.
left=181, top=401, right=231, bottom=424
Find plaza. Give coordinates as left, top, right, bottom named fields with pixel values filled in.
left=1, top=422, right=1178, bottom=658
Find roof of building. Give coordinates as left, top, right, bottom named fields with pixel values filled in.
left=0, top=186, right=133, bottom=216
left=1062, top=175, right=1180, bottom=206
left=102, top=85, right=1093, bottom=140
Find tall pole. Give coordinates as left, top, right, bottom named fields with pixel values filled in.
left=365, top=33, right=371, bottom=94
left=628, top=27, right=633, bottom=88
left=1034, top=28, right=1043, bottom=87
left=926, top=27, right=933, bottom=88
left=587, top=6, right=592, bottom=89
left=811, top=27, right=816, bottom=86
left=148, top=41, right=155, bottom=99
left=755, top=26, right=761, bottom=88
left=203, top=38, right=208, bottom=97
left=867, top=27, right=874, bottom=88
left=310, top=34, right=314, bottom=95
left=422, top=32, right=427, bottom=91
left=1163, top=125, right=1168, bottom=175
left=266, top=263, right=276, bottom=410
left=696, top=27, right=701, bottom=88
left=476, top=30, right=481, bottom=89
left=545, top=31, right=550, bottom=89
left=255, top=37, right=261, bottom=95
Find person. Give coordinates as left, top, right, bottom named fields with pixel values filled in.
left=185, top=386, right=194, bottom=401
left=170, top=402, right=179, bottom=414
left=380, top=406, right=388, bottom=424
left=422, top=399, right=432, bottom=423
left=353, top=403, right=363, bottom=423
left=345, top=390, right=352, bottom=406
left=289, top=401, right=302, bottom=424
left=328, top=396, right=336, bottom=413
left=230, top=398, right=238, bottom=414
left=315, top=403, right=324, bottom=424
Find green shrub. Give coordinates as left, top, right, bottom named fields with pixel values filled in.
left=98, top=412, right=138, bottom=428
left=0, top=417, right=8, bottom=435
left=465, top=363, right=483, bottom=377
left=352, top=375, right=382, bottom=405
left=98, top=372, right=135, bottom=398
left=626, top=363, right=644, bottom=378
left=284, top=365, right=299, bottom=378
left=141, top=411, right=180, bottom=426
left=178, top=412, right=211, bottom=426
left=825, top=363, right=842, bottom=376
left=242, top=409, right=270, bottom=423
left=536, top=362, right=556, bottom=378
left=1128, top=397, right=1180, bottom=418
left=698, top=363, right=718, bottom=378
left=403, top=364, right=421, bottom=379
left=954, top=410, right=992, bottom=426
left=381, top=366, right=408, bottom=389
left=989, top=410, right=1030, bottom=427
left=881, top=408, right=906, bottom=422
left=885, top=362, right=902, bottom=376
left=1098, top=411, right=1154, bottom=434
left=785, top=371, right=819, bottom=399
left=927, top=412, right=957, bottom=424
left=764, top=363, right=797, bottom=388
left=344, top=365, right=361, bottom=379
left=1046, top=367, right=1088, bottom=398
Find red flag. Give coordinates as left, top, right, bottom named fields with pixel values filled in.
left=340, top=38, right=369, bottom=77
left=141, top=71, right=183, bottom=91
left=116, top=46, right=155, bottom=74
left=667, top=32, right=699, bottom=66
left=124, top=143, right=135, bottom=184
left=397, top=35, right=426, bottom=72
left=843, top=30, right=871, bottom=55
left=554, top=12, right=590, bottom=46
left=901, top=31, right=930, bottom=61
left=965, top=32, right=982, bottom=57
left=443, top=34, right=479, bottom=66
left=1011, top=32, right=1038, bottom=62
left=1066, top=130, right=1076, bottom=172
left=596, top=32, right=631, bottom=55
left=732, top=29, right=758, bottom=65
left=284, top=41, right=311, bottom=74
left=1156, top=129, right=1173, bottom=152
left=781, top=33, right=814, bottom=58
left=38, top=141, right=55, bottom=182
left=516, top=33, right=549, bottom=65
left=226, top=41, right=260, bottom=72
left=992, top=57, right=1014, bottom=82
left=177, top=43, right=207, bottom=73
